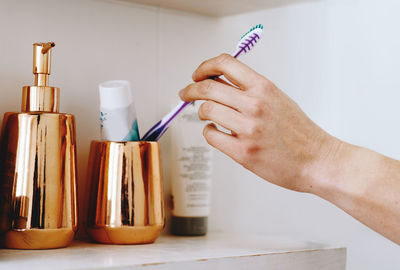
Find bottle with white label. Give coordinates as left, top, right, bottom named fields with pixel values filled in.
left=170, top=102, right=213, bottom=235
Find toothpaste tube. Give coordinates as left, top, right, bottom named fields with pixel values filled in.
left=99, top=80, right=140, bottom=141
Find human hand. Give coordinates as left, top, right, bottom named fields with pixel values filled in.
left=179, top=54, right=342, bottom=193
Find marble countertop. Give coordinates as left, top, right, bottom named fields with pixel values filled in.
left=0, top=233, right=346, bottom=270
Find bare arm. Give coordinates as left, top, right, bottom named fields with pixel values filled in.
left=179, top=54, right=400, bottom=244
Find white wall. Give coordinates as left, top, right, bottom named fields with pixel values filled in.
left=0, top=0, right=399, bottom=269
left=209, top=1, right=400, bottom=269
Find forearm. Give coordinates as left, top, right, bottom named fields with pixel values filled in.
left=309, top=141, right=400, bottom=244
left=180, top=54, right=400, bottom=243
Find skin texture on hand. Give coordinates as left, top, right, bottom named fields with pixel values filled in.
left=180, top=53, right=340, bottom=193
left=179, top=54, right=400, bottom=244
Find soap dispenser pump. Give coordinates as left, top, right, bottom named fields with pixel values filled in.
left=0, top=42, right=78, bottom=249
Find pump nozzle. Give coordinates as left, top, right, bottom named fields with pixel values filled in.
left=22, top=42, right=59, bottom=112
left=33, top=42, right=55, bottom=86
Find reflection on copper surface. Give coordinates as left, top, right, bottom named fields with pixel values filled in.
left=0, top=113, right=78, bottom=249
left=86, top=141, right=164, bottom=244
left=0, top=42, right=78, bottom=249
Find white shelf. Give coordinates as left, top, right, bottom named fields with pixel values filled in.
left=0, top=233, right=346, bottom=270
left=109, top=0, right=313, bottom=17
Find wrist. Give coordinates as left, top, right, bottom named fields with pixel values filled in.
left=304, top=137, right=386, bottom=203
left=301, top=135, right=348, bottom=195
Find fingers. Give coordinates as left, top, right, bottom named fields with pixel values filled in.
left=198, top=101, right=247, bottom=134
left=215, top=77, right=235, bottom=87
left=203, top=123, right=243, bottom=163
left=192, top=54, right=263, bottom=89
left=180, top=79, right=251, bottom=112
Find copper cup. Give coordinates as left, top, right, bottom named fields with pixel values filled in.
left=86, top=141, right=164, bottom=244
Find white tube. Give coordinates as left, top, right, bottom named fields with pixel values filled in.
left=99, top=80, right=140, bottom=141
left=170, top=102, right=213, bottom=235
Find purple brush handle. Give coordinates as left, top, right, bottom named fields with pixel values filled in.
left=141, top=50, right=247, bottom=141
left=141, top=102, right=191, bottom=141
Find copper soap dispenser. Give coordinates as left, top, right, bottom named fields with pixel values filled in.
left=0, top=42, right=78, bottom=249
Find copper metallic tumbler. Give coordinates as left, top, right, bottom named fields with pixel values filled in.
left=0, top=42, right=78, bottom=249
left=86, top=141, right=164, bottom=244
